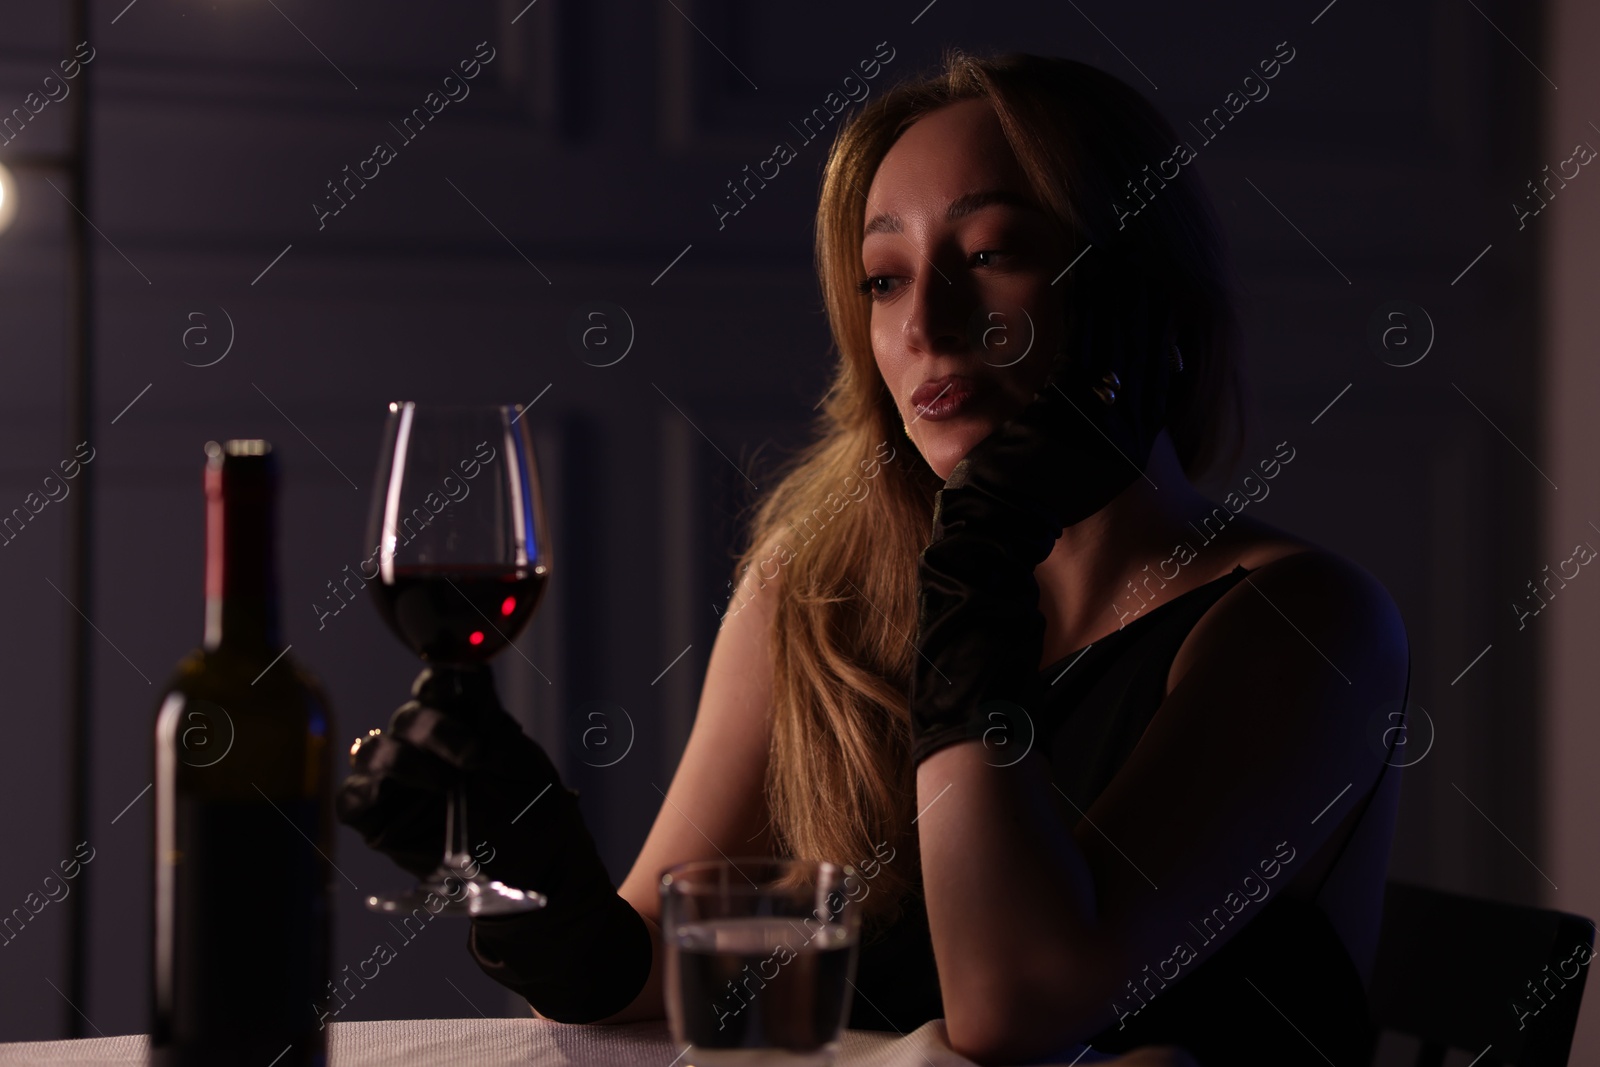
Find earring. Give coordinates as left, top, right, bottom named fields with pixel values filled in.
left=1093, top=371, right=1121, bottom=406
left=1169, top=344, right=1184, bottom=374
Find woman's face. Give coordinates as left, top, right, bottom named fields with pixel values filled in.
left=861, top=98, right=1069, bottom=480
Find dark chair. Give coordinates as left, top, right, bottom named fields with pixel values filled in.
left=1368, top=879, right=1596, bottom=1067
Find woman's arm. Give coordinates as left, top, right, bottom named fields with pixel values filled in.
left=917, top=549, right=1408, bottom=1063
left=587, top=551, right=784, bottom=1023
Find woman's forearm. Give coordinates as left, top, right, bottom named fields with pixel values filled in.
left=916, top=741, right=1118, bottom=1060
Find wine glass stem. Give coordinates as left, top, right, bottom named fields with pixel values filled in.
left=445, top=784, right=471, bottom=869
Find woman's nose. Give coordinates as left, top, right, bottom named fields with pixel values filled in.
left=901, top=266, right=974, bottom=357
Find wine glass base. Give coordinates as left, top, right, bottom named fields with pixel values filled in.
left=365, top=871, right=547, bottom=917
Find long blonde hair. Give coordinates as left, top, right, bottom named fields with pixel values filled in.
left=734, top=49, right=1243, bottom=929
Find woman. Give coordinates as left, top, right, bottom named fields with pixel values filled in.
left=339, top=50, right=1409, bottom=1066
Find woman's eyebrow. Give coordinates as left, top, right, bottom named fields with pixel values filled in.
left=862, top=189, right=1043, bottom=239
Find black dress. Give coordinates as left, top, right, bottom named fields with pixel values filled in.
left=847, top=564, right=1398, bottom=1066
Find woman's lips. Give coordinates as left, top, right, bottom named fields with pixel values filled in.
left=910, top=375, right=981, bottom=421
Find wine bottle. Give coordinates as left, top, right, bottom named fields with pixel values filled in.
left=152, top=440, right=334, bottom=1066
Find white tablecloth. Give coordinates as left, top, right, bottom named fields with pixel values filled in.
left=0, top=1017, right=1193, bottom=1066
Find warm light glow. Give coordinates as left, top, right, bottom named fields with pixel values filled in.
left=500, top=596, right=516, bottom=616
left=0, top=163, right=16, bottom=235
left=468, top=631, right=485, bottom=646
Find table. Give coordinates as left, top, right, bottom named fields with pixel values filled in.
left=0, top=1018, right=1199, bottom=1066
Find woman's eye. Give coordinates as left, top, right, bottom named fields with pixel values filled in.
left=856, top=252, right=1007, bottom=301
left=855, top=276, right=900, bottom=301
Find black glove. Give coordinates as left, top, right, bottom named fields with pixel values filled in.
left=336, top=666, right=652, bottom=1022
left=908, top=259, right=1177, bottom=765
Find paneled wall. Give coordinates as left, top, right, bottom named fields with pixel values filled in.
left=0, top=0, right=1557, bottom=1048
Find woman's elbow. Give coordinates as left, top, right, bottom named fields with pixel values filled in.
left=942, top=976, right=1112, bottom=1065
left=945, top=1018, right=1093, bottom=1067
left=945, top=1020, right=1033, bottom=1067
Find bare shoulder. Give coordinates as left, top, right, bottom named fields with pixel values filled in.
left=1243, top=545, right=1404, bottom=632
left=712, top=536, right=789, bottom=670
left=1195, top=504, right=1402, bottom=631
left=1172, top=539, right=1409, bottom=697
left=1100, top=1047, right=1204, bottom=1067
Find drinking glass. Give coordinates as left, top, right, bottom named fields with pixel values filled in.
left=362, top=401, right=551, bottom=916
left=661, top=858, right=863, bottom=1067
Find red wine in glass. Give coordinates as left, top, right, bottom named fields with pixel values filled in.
left=373, top=565, right=548, bottom=663
left=362, top=401, right=552, bottom=917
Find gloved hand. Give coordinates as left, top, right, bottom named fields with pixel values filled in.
left=908, top=258, right=1178, bottom=765
left=336, top=665, right=652, bottom=1022
left=337, top=665, right=558, bottom=889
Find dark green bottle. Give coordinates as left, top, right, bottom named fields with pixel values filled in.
left=151, top=440, right=334, bottom=1066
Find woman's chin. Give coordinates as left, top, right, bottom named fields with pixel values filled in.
left=915, top=418, right=1003, bottom=481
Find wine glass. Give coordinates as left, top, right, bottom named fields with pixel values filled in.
left=362, top=401, right=551, bottom=916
